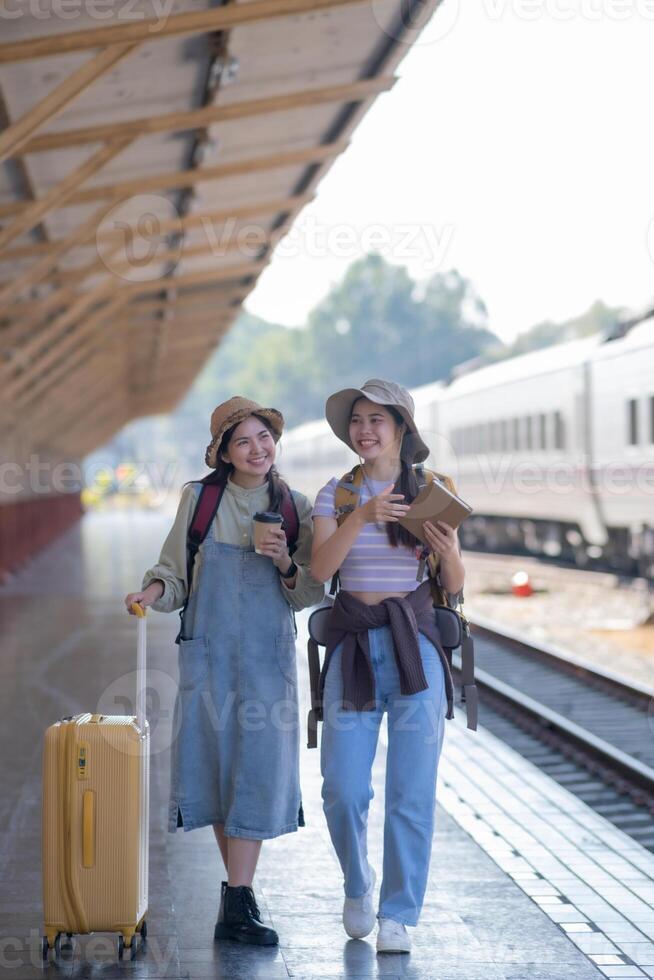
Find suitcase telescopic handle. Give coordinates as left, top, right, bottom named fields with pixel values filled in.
left=130, top=602, right=147, bottom=732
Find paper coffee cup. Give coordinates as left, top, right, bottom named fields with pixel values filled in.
left=253, top=511, right=283, bottom=553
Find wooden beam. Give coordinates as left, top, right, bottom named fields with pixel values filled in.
left=0, top=280, right=240, bottom=344
left=120, top=258, right=268, bottom=300
left=27, top=350, right=109, bottom=431
left=0, top=45, right=137, bottom=163
left=9, top=292, right=128, bottom=404
left=0, top=137, right=133, bottom=253
left=16, top=332, right=111, bottom=415
left=0, top=190, right=310, bottom=306
left=0, top=203, right=114, bottom=308
left=0, top=240, right=53, bottom=262
left=4, top=277, right=243, bottom=330
left=2, top=255, right=247, bottom=362
left=44, top=231, right=274, bottom=289
left=0, top=192, right=314, bottom=265
left=0, top=85, right=54, bottom=248
left=1, top=288, right=79, bottom=355
left=0, top=141, right=346, bottom=219
left=158, top=334, right=230, bottom=353
left=19, top=77, right=395, bottom=155
left=0, top=0, right=368, bottom=63
left=6, top=285, right=115, bottom=389
left=124, top=312, right=233, bottom=330
left=126, top=291, right=245, bottom=316
left=7, top=258, right=262, bottom=399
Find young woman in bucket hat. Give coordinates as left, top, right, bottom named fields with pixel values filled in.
left=124, top=397, right=324, bottom=947
left=310, top=379, right=465, bottom=954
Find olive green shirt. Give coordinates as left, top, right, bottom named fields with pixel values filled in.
left=142, top=478, right=325, bottom=613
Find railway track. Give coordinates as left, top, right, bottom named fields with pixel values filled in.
left=451, top=615, right=654, bottom=850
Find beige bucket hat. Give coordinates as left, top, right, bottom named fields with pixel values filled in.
left=325, top=378, right=430, bottom=464
left=205, top=396, right=284, bottom=468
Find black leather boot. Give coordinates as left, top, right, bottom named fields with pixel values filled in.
left=215, top=880, right=228, bottom=927
left=213, top=885, right=278, bottom=946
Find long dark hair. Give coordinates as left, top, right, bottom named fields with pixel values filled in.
left=186, top=413, right=285, bottom=511
left=352, top=400, right=423, bottom=550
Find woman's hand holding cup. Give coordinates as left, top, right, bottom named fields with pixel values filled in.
left=255, top=525, right=292, bottom=573
left=253, top=512, right=291, bottom=573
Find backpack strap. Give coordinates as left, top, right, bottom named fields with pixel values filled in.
left=307, top=635, right=322, bottom=749
left=416, top=467, right=477, bottom=730
left=329, top=466, right=366, bottom=597
left=175, top=480, right=226, bottom=643
left=279, top=481, right=300, bottom=556
left=187, top=481, right=226, bottom=578
left=333, top=466, right=364, bottom=524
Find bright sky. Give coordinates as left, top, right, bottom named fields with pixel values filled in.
left=245, top=0, right=654, bottom=344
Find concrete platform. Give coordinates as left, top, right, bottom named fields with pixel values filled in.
left=2, top=509, right=649, bottom=979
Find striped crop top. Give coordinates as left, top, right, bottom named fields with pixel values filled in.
left=312, top=476, right=427, bottom=593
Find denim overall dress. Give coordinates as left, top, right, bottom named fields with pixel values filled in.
left=168, top=527, right=303, bottom=838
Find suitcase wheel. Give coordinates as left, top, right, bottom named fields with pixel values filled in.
left=139, top=920, right=147, bottom=939
left=118, top=933, right=138, bottom=959
left=42, top=932, right=61, bottom=959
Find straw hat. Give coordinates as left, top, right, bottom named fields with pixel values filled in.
left=325, top=378, right=430, bottom=464
left=205, top=397, right=284, bottom=468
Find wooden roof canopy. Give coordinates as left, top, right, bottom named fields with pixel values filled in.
left=0, top=0, right=439, bottom=461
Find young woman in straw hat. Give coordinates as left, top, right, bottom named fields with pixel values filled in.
left=310, top=379, right=465, bottom=954
left=125, top=397, right=324, bottom=947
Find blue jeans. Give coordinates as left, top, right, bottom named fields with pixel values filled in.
left=320, top=625, right=447, bottom=926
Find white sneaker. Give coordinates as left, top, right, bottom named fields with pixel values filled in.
left=342, top=865, right=376, bottom=939
left=376, top=917, right=412, bottom=953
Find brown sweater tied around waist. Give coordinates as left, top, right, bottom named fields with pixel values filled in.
left=317, top=579, right=455, bottom=721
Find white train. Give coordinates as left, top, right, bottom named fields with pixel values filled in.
left=280, top=313, right=654, bottom=579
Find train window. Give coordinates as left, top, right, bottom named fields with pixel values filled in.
left=539, top=413, right=547, bottom=450
left=628, top=398, right=638, bottom=445
left=512, top=417, right=520, bottom=450
left=553, top=410, right=565, bottom=449
left=500, top=419, right=508, bottom=452
left=525, top=416, right=533, bottom=450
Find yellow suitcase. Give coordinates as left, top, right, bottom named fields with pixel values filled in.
left=41, top=605, right=149, bottom=959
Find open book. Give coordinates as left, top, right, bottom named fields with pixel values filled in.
left=398, top=477, right=473, bottom=545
